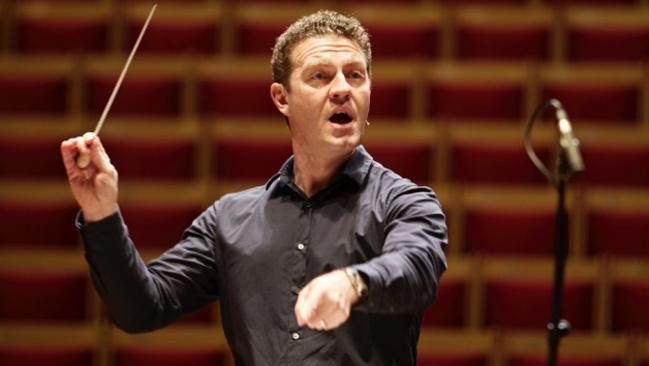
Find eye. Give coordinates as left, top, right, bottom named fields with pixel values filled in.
left=312, top=71, right=324, bottom=80
left=349, top=71, right=364, bottom=79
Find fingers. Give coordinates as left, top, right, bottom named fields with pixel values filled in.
left=61, top=133, right=114, bottom=174
left=294, top=271, right=352, bottom=332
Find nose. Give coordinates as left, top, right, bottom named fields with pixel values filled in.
left=329, top=72, right=350, bottom=104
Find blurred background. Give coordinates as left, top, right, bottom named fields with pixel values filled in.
left=0, top=0, right=648, bottom=365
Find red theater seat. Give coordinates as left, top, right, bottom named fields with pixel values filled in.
left=115, top=346, right=227, bottom=366
left=364, top=142, right=434, bottom=183
left=421, top=278, right=466, bottom=328
left=419, top=353, right=487, bottom=366
left=540, top=67, right=641, bottom=124
left=120, top=202, right=203, bottom=249
left=484, top=278, right=593, bottom=330
left=455, top=9, right=550, bottom=61
left=611, top=279, right=649, bottom=332
left=463, top=206, right=555, bottom=256
left=0, top=73, right=69, bottom=116
left=101, top=137, right=197, bottom=181
left=213, top=138, right=292, bottom=181
left=85, top=74, right=183, bottom=117
left=450, top=141, right=550, bottom=185
left=369, top=80, right=411, bottom=120
left=547, top=0, right=637, bottom=5
left=586, top=207, right=649, bottom=258
left=0, top=270, right=88, bottom=321
left=124, top=16, right=219, bottom=56
left=507, top=354, right=622, bottom=366
left=15, top=10, right=108, bottom=55
left=0, top=136, right=67, bottom=179
left=199, top=77, right=277, bottom=118
left=427, top=69, right=526, bottom=121
left=577, top=143, right=649, bottom=187
left=234, top=21, right=285, bottom=56
left=0, top=201, right=79, bottom=248
left=365, top=23, right=439, bottom=59
left=567, top=24, right=649, bottom=62
left=0, top=345, right=94, bottom=366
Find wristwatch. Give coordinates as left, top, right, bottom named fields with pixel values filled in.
left=344, top=267, right=368, bottom=300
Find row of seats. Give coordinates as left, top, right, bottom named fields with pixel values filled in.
left=3, top=3, right=649, bottom=63
left=2, top=124, right=648, bottom=187
left=1, top=326, right=647, bottom=366
left=1, top=184, right=648, bottom=257
left=1, top=255, right=649, bottom=333
left=1, top=59, right=647, bottom=125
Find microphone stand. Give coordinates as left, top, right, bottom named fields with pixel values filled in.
left=523, top=99, right=584, bottom=366
left=547, top=152, right=572, bottom=366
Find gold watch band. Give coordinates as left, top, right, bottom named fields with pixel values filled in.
left=344, top=267, right=368, bottom=299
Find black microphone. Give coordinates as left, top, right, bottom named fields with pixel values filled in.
left=552, top=100, right=584, bottom=174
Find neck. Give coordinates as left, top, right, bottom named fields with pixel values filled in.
left=292, top=144, right=354, bottom=198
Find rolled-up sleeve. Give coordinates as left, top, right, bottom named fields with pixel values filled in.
left=353, top=185, right=448, bottom=314
left=78, top=204, right=220, bottom=333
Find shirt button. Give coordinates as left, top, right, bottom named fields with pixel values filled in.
left=297, top=243, right=305, bottom=251
left=291, top=332, right=300, bottom=340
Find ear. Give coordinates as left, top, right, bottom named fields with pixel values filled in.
left=270, top=82, right=290, bottom=118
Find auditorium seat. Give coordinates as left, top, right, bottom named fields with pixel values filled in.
left=540, top=66, right=641, bottom=124
left=114, top=346, right=227, bottom=366
left=233, top=15, right=286, bottom=57
left=199, top=76, right=277, bottom=119
left=418, top=352, right=487, bottom=366
left=212, top=138, right=292, bottom=181
left=85, top=70, right=183, bottom=118
left=364, top=141, right=434, bottom=183
left=124, top=5, right=220, bottom=56
left=0, top=135, right=67, bottom=179
left=426, top=64, right=527, bottom=122
left=507, top=354, right=623, bottom=366
left=502, top=333, right=627, bottom=366
left=449, top=140, right=550, bottom=186
left=119, top=202, right=203, bottom=250
left=0, top=269, right=88, bottom=321
left=586, top=206, right=649, bottom=258
left=421, top=277, right=466, bottom=328
left=0, top=200, right=79, bottom=248
left=611, top=278, right=649, bottom=332
left=0, top=66, right=70, bottom=116
left=455, top=8, right=551, bottom=61
left=368, top=79, right=411, bottom=120
left=14, top=4, right=109, bottom=55
left=441, top=0, right=528, bottom=4
left=565, top=9, right=649, bottom=62
left=483, top=277, right=594, bottom=330
left=546, top=0, right=639, bottom=7
left=0, top=345, right=94, bottom=366
left=101, top=136, right=198, bottom=181
left=576, top=142, right=649, bottom=187
left=111, top=327, right=229, bottom=366
left=463, top=206, right=555, bottom=256
left=362, top=19, right=439, bottom=60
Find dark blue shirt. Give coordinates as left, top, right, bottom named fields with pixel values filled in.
left=79, top=145, right=448, bottom=366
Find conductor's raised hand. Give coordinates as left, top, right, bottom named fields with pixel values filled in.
left=61, top=132, right=118, bottom=222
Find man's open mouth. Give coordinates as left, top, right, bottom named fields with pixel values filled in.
left=329, top=112, right=353, bottom=124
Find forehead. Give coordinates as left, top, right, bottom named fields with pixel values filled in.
left=290, top=34, right=366, bottom=69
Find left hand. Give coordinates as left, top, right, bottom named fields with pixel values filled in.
left=294, top=269, right=359, bottom=331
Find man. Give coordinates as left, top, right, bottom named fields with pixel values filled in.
left=61, top=10, right=447, bottom=366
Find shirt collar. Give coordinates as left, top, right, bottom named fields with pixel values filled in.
left=265, top=145, right=374, bottom=191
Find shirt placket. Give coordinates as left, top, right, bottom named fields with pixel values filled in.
left=285, top=199, right=313, bottom=354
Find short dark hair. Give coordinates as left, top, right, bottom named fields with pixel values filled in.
left=271, top=10, right=372, bottom=88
